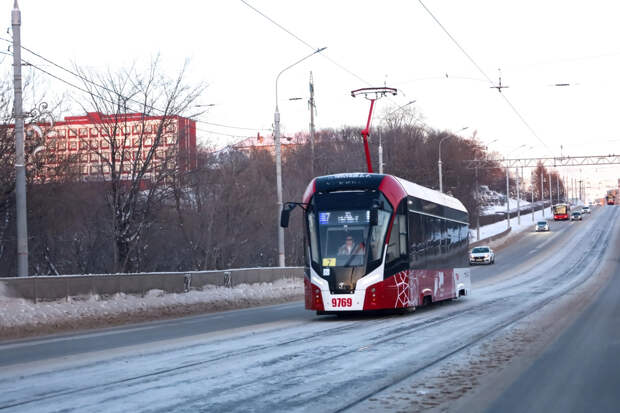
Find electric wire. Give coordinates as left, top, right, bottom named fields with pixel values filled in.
left=416, top=0, right=551, bottom=152
left=239, top=0, right=374, bottom=88
left=0, top=37, right=270, bottom=133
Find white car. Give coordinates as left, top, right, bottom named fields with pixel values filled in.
left=469, top=246, right=495, bottom=265
left=535, top=221, right=549, bottom=232
left=581, top=206, right=591, bottom=214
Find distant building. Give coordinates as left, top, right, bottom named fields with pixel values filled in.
left=232, top=133, right=307, bottom=155
left=22, top=112, right=196, bottom=182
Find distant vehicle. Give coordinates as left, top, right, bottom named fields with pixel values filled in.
left=469, top=246, right=495, bottom=265
left=535, top=221, right=549, bottom=232
left=581, top=206, right=591, bottom=214
left=607, top=193, right=615, bottom=205
left=571, top=211, right=582, bottom=221
left=553, top=203, right=570, bottom=220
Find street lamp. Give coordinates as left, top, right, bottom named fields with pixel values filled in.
left=378, top=100, right=416, bottom=174
left=274, top=47, right=326, bottom=267
left=438, top=126, right=468, bottom=193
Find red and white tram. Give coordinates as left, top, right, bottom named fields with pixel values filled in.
left=281, top=173, right=471, bottom=315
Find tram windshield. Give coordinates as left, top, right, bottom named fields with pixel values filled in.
left=307, top=192, right=393, bottom=268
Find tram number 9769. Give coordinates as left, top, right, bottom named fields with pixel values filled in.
left=332, top=297, right=353, bottom=307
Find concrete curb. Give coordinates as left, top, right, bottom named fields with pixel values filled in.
left=0, top=267, right=304, bottom=302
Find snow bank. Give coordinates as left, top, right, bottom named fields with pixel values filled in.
left=472, top=207, right=552, bottom=242
left=0, top=278, right=303, bottom=338
left=481, top=198, right=533, bottom=215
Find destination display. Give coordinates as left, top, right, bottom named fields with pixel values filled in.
left=318, top=210, right=370, bottom=226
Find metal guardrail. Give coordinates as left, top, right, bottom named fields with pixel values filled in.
left=0, top=267, right=304, bottom=302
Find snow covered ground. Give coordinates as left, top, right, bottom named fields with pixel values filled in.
left=471, top=206, right=552, bottom=242
left=0, top=279, right=302, bottom=336
left=0, top=207, right=615, bottom=413
left=481, top=197, right=533, bottom=215
left=0, top=206, right=556, bottom=338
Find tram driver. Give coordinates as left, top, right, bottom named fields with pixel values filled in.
left=338, top=235, right=365, bottom=256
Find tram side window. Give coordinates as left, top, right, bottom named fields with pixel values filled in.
left=307, top=211, right=320, bottom=266
left=399, top=213, right=407, bottom=256
left=408, top=212, right=423, bottom=264
left=386, top=212, right=407, bottom=264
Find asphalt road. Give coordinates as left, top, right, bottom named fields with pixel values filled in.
left=0, top=208, right=599, bottom=369
left=486, top=206, right=620, bottom=413
left=470, top=209, right=592, bottom=284
left=0, top=206, right=615, bottom=413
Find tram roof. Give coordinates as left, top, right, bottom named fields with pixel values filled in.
left=309, top=173, right=467, bottom=213
left=394, top=176, right=467, bottom=213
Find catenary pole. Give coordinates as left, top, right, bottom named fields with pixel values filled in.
left=549, top=172, right=552, bottom=207
left=309, top=71, right=316, bottom=178
left=476, top=165, right=480, bottom=240
left=540, top=170, right=545, bottom=218
left=531, top=171, right=535, bottom=222
left=506, top=167, right=510, bottom=229
left=516, top=167, right=520, bottom=225
left=12, top=0, right=28, bottom=277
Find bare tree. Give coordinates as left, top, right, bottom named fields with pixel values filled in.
left=74, top=58, right=205, bottom=272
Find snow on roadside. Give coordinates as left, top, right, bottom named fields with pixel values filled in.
left=481, top=197, right=532, bottom=215
left=0, top=278, right=303, bottom=334
left=471, top=206, right=552, bottom=242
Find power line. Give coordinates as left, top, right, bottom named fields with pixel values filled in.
left=0, top=37, right=269, bottom=132
left=14, top=57, right=254, bottom=145
left=416, top=0, right=551, bottom=152
left=198, top=120, right=271, bottom=131
left=239, top=0, right=373, bottom=87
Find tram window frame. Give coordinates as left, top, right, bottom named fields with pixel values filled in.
left=386, top=200, right=408, bottom=265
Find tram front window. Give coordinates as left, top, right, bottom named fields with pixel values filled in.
left=308, top=206, right=391, bottom=268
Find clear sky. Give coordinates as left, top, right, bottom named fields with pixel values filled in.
left=4, top=0, right=620, bottom=198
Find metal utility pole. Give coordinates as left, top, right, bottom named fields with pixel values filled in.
left=516, top=167, right=521, bottom=225
left=531, top=172, right=535, bottom=222
left=506, top=167, right=510, bottom=229
left=540, top=170, right=545, bottom=217
left=12, top=0, right=28, bottom=277
left=475, top=165, right=480, bottom=240
left=549, top=172, right=553, bottom=207
left=274, top=47, right=326, bottom=267
left=438, top=126, right=468, bottom=193
left=378, top=128, right=384, bottom=174
left=309, top=71, right=316, bottom=178
left=556, top=174, right=560, bottom=202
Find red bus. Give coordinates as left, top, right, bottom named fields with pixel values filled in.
left=553, top=203, right=570, bottom=220
left=607, top=194, right=615, bottom=205
left=281, top=173, right=471, bottom=315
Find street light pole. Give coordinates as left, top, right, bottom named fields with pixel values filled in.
left=549, top=172, right=552, bottom=207
left=12, top=1, right=28, bottom=277
left=540, top=170, right=545, bottom=218
left=274, top=47, right=326, bottom=267
left=531, top=171, right=535, bottom=222
left=438, top=126, right=468, bottom=192
left=309, top=71, right=316, bottom=178
left=476, top=164, right=480, bottom=240
left=506, top=167, right=510, bottom=229
left=516, top=167, right=520, bottom=225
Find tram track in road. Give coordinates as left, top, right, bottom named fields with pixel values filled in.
left=0, top=294, right=496, bottom=411
left=336, top=207, right=618, bottom=413
left=175, top=209, right=616, bottom=412
left=2, top=208, right=615, bottom=413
